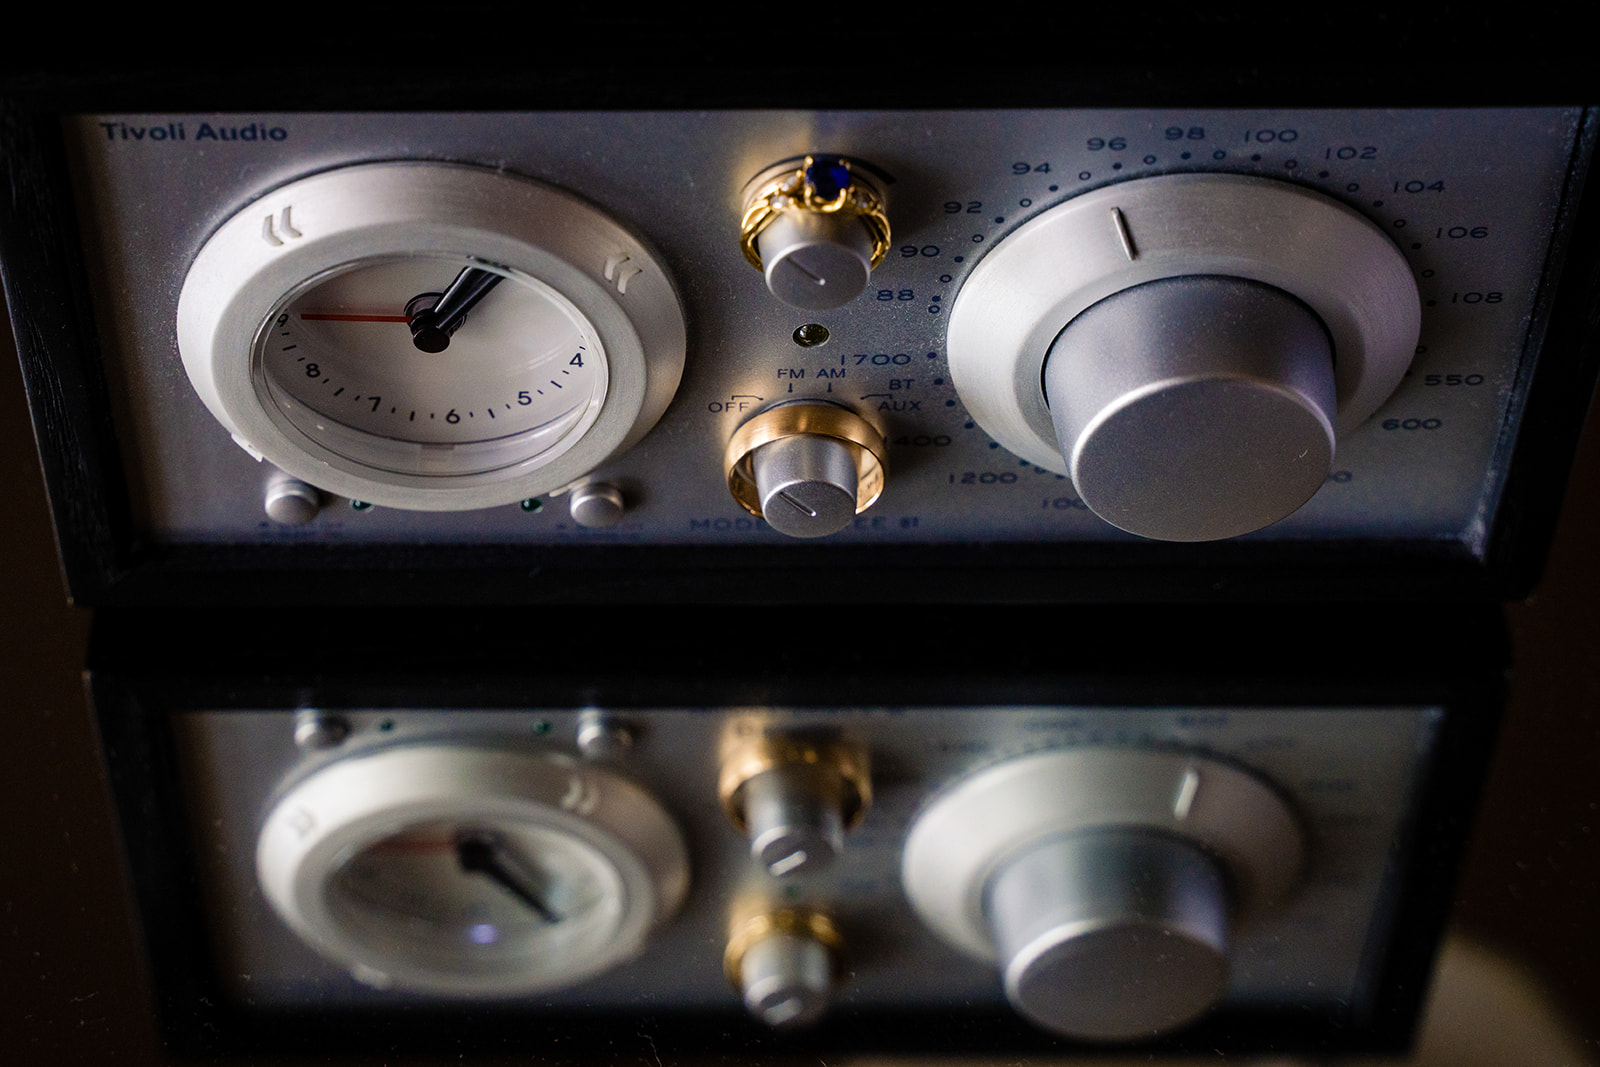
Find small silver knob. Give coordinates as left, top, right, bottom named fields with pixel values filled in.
left=575, top=709, right=636, bottom=761
left=740, top=931, right=834, bottom=1027
left=292, top=710, right=350, bottom=751
left=568, top=482, right=625, bottom=528
left=750, top=434, right=860, bottom=539
left=265, top=471, right=321, bottom=525
left=755, top=211, right=877, bottom=311
left=718, top=731, right=872, bottom=876
left=725, top=909, right=845, bottom=1029
left=741, top=764, right=847, bottom=876
left=1044, top=275, right=1337, bottom=542
left=985, top=830, right=1230, bottom=1042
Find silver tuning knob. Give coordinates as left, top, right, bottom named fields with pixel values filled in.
left=946, top=173, right=1421, bottom=542
left=1044, top=275, right=1336, bottom=542
left=986, top=830, right=1230, bottom=1040
left=901, top=748, right=1304, bottom=1043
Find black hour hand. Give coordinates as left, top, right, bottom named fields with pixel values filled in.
left=456, top=832, right=558, bottom=923
left=408, top=267, right=503, bottom=353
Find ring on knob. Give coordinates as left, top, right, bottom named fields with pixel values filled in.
left=987, top=830, right=1230, bottom=1041
left=901, top=748, right=1304, bottom=1042
left=1046, top=276, right=1336, bottom=541
left=739, top=155, right=891, bottom=310
left=725, top=402, right=887, bottom=539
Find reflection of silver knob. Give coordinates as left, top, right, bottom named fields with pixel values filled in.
left=725, top=909, right=845, bottom=1029
left=986, top=830, right=1230, bottom=1041
left=740, top=931, right=835, bottom=1027
left=901, top=748, right=1304, bottom=1045
left=755, top=211, right=877, bottom=311
left=265, top=471, right=321, bottom=525
left=1044, top=276, right=1336, bottom=542
left=741, top=764, right=847, bottom=876
left=751, top=434, right=860, bottom=539
left=719, top=730, right=872, bottom=875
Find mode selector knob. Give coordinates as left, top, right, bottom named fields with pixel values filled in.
left=750, top=433, right=861, bottom=539
left=725, top=908, right=847, bottom=1028
left=725, top=401, right=888, bottom=540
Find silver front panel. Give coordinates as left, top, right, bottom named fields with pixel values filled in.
left=174, top=704, right=1440, bottom=1018
left=65, top=108, right=1582, bottom=547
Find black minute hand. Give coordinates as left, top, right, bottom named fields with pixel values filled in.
left=408, top=267, right=503, bottom=353
left=456, top=832, right=559, bottom=923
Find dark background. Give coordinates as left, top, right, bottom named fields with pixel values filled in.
left=2, top=310, right=1597, bottom=1061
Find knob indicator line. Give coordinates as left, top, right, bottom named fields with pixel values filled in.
left=1110, top=207, right=1138, bottom=259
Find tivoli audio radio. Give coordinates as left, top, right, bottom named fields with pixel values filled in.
left=87, top=604, right=1504, bottom=1058
left=4, top=19, right=1594, bottom=1065
left=4, top=89, right=1597, bottom=602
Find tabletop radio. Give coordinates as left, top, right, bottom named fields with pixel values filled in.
left=5, top=32, right=1597, bottom=604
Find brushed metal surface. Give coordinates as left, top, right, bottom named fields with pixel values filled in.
left=64, top=108, right=1582, bottom=544
left=174, top=705, right=1433, bottom=1024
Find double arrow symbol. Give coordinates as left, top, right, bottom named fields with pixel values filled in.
left=261, top=206, right=303, bottom=247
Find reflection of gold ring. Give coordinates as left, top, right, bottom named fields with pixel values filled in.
left=739, top=156, right=890, bottom=271
left=724, top=402, right=887, bottom=519
left=717, top=728, right=872, bottom=833
left=724, top=908, right=846, bottom=988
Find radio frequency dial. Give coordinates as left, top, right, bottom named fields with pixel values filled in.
left=947, top=173, right=1419, bottom=541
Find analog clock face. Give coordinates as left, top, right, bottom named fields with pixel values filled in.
left=255, top=745, right=690, bottom=997
left=176, top=162, right=686, bottom=511
left=256, top=256, right=607, bottom=479
left=326, top=818, right=623, bottom=975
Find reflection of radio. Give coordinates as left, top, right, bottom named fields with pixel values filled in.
left=5, top=100, right=1597, bottom=602
left=6, top=21, right=1597, bottom=1064
left=91, top=605, right=1503, bottom=1058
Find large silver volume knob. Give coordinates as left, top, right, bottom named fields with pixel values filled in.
left=901, top=748, right=1304, bottom=1043
left=986, top=830, right=1230, bottom=1041
left=1045, top=276, right=1336, bottom=542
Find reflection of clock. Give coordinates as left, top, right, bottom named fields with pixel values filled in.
left=255, top=744, right=690, bottom=996
left=176, top=162, right=686, bottom=510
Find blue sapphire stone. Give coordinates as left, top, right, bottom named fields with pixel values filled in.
left=806, top=157, right=851, bottom=200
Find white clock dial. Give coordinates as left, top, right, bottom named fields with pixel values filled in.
left=177, top=162, right=685, bottom=510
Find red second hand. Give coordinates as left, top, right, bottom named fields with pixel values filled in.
left=299, top=312, right=412, bottom=323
